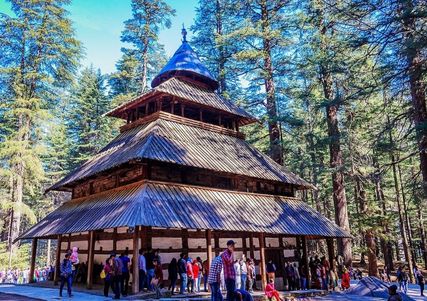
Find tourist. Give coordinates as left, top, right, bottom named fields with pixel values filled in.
left=321, top=257, right=330, bottom=290
left=196, top=257, right=203, bottom=292
left=388, top=284, right=402, bottom=301
left=234, top=289, right=253, bottom=301
left=154, top=249, right=162, bottom=264
left=168, top=258, right=178, bottom=294
left=208, top=255, right=223, bottom=301
left=103, top=256, right=114, bottom=297
left=397, top=266, right=408, bottom=294
left=240, top=257, right=248, bottom=290
left=293, top=263, right=300, bottom=290
left=119, top=250, right=130, bottom=296
left=112, top=252, right=123, bottom=299
left=341, top=267, right=350, bottom=290
left=299, top=264, right=307, bottom=290
left=234, top=260, right=242, bottom=291
left=266, top=259, right=276, bottom=283
left=145, top=248, right=155, bottom=291
left=414, top=266, right=425, bottom=296
left=203, top=259, right=209, bottom=292
left=153, top=259, right=163, bottom=298
left=178, top=253, right=188, bottom=294
left=138, top=249, right=147, bottom=292
left=330, top=266, right=338, bottom=291
left=246, top=259, right=254, bottom=293
left=70, top=246, right=79, bottom=280
left=192, top=259, right=200, bottom=292
left=187, top=257, right=194, bottom=293
left=222, top=240, right=236, bottom=301
left=59, top=253, right=73, bottom=298
left=265, top=278, right=283, bottom=301
left=284, top=262, right=295, bottom=290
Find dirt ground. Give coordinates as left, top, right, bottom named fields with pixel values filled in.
left=0, top=292, right=42, bottom=301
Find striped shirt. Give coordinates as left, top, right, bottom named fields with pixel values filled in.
left=221, top=249, right=235, bottom=280
left=208, top=256, right=223, bottom=284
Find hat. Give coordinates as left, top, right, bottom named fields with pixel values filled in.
left=227, top=240, right=236, bottom=246
left=389, top=284, right=397, bottom=291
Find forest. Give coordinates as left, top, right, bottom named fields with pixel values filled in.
left=0, top=0, right=426, bottom=282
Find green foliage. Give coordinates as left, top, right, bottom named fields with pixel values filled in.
left=0, top=242, right=30, bottom=270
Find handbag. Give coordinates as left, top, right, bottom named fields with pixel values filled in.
left=100, top=269, right=106, bottom=279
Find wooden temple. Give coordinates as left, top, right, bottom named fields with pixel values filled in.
left=19, top=33, right=349, bottom=294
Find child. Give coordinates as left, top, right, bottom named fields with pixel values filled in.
left=265, top=279, right=283, bottom=301
left=341, top=267, right=350, bottom=290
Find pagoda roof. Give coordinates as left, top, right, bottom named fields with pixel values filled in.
left=106, top=77, right=256, bottom=125
left=48, top=113, right=312, bottom=192
left=21, top=180, right=349, bottom=240
left=151, top=41, right=219, bottom=90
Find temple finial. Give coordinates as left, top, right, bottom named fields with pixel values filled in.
left=181, top=23, right=187, bottom=43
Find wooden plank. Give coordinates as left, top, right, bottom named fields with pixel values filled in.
left=140, top=226, right=148, bottom=251
left=259, top=233, right=266, bottom=290
left=132, top=226, right=140, bottom=294
left=86, top=231, right=95, bottom=289
left=67, top=234, right=71, bottom=250
left=29, top=238, right=38, bottom=283
left=54, top=235, right=62, bottom=285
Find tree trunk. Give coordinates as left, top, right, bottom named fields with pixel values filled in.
left=417, top=207, right=427, bottom=269
left=398, top=164, right=417, bottom=264
left=390, top=152, right=414, bottom=282
left=215, top=0, right=226, bottom=93
left=365, top=230, right=379, bottom=277
left=261, top=1, right=282, bottom=165
left=401, top=0, right=427, bottom=212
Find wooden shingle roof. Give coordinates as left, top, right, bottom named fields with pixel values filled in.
left=21, top=181, right=349, bottom=239
left=106, top=77, right=256, bottom=124
left=48, top=113, right=312, bottom=191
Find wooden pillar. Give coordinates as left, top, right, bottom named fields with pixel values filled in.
left=86, top=231, right=95, bottom=289
left=181, top=104, right=185, bottom=117
left=214, top=232, right=220, bottom=256
left=258, top=233, right=267, bottom=290
left=140, top=226, right=147, bottom=251
left=218, top=114, right=222, bottom=126
left=249, top=234, right=255, bottom=259
left=67, top=234, right=71, bottom=250
left=29, top=238, right=38, bottom=283
left=301, top=236, right=310, bottom=289
left=327, top=238, right=335, bottom=269
left=242, top=235, right=248, bottom=257
left=132, top=226, right=140, bottom=294
left=54, top=235, right=62, bottom=285
left=182, top=229, right=189, bottom=253
left=199, top=109, right=203, bottom=121
left=206, top=230, right=212, bottom=264
left=113, top=227, right=117, bottom=252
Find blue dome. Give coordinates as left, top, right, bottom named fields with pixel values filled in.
left=151, top=41, right=219, bottom=90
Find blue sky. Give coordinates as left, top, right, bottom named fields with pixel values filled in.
left=0, top=0, right=198, bottom=74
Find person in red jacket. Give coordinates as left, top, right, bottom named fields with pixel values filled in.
left=192, top=260, right=200, bottom=292
left=265, top=279, right=283, bottom=301
left=186, top=258, right=194, bottom=293
left=341, top=267, right=350, bottom=290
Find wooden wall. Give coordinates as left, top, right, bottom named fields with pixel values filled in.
left=72, top=161, right=295, bottom=200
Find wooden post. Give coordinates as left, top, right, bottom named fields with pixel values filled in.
left=249, top=234, right=255, bottom=259
left=199, top=109, right=203, bottom=121
left=182, top=229, right=189, bottom=253
left=132, top=226, right=140, bottom=294
left=218, top=115, right=222, bottom=126
left=327, top=238, right=335, bottom=269
left=67, top=234, right=71, bottom=250
left=54, top=235, right=62, bottom=285
left=259, top=233, right=267, bottom=290
left=301, top=236, right=310, bottom=289
left=206, top=230, right=212, bottom=265
left=29, top=238, right=38, bottom=283
left=86, top=231, right=95, bottom=289
left=214, top=232, right=220, bottom=256
left=181, top=104, right=185, bottom=117
left=113, top=227, right=117, bottom=252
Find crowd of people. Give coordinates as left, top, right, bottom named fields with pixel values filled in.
left=0, top=266, right=53, bottom=284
